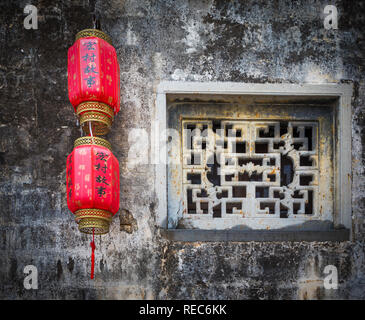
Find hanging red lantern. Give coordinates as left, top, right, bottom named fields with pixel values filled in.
left=68, top=29, right=121, bottom=135
left=66, top=136, right=120, bottom=234
left=66, top=136, right=120, bottom=278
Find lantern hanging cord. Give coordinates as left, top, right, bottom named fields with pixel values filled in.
left=93, top=15, right=96, bottom=29
left=89, top=121, right=95, bottom=144
left=92, top=14, right=101, bottom=30
left=90, top=227, right=95, bottom=279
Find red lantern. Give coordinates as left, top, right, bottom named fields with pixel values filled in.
left=66, top=136, right=120, bottom=235
left=68, top=29, right=121, bottom=135
left=66, top=136, right=120, bottom=279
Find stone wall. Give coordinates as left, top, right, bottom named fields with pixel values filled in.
left=0, top=0, right=364, bottom=299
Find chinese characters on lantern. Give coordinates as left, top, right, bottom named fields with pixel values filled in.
left=95, top=151, right=109, bottom=198
left=82, top=41, right=98, bottom=88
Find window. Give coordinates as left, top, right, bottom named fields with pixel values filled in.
left=154, top=82, right=352, bottom=241
left=182, top=120, right=320, bottom=222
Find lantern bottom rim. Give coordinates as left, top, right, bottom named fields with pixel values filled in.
left=78, top=217, right=111, bottom=235
left=79, top=111, right=112, bottom=136
left=76, top=101, right=114, bottom=136
left=75, top=209, right=113, bottom=235
left=76, top=101, right=114, bottom=119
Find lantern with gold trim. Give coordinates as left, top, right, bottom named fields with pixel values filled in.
left=68, top=29, right=120, bottom=135
left=66, top=136, right=120, bottom=235
left=66, top=136, right=120, bottom=279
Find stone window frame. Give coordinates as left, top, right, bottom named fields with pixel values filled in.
left=153, top=81, right=353, bottom=242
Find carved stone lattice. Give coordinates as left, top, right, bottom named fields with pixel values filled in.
left=182, top=120, right=319, bottom=219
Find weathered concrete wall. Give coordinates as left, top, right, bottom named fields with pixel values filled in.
left=0, top=0, right=364, bottom=299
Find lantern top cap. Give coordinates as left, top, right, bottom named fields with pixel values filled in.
left=74, top=136, right=112, bottom=151
left=75, top=29, right=113, bottom=46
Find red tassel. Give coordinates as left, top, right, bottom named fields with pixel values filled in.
left=90, top=228, right=95, bottom=279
